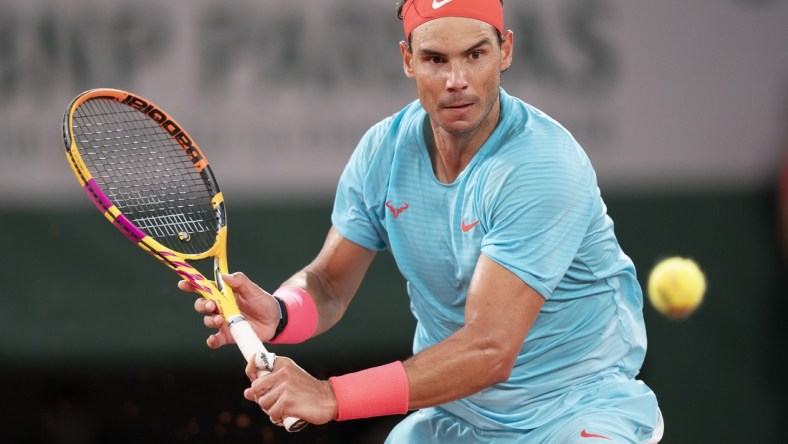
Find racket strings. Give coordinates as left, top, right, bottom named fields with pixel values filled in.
left=71, top=98, right=219, bottom=255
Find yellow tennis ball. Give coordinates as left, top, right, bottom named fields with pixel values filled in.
left=647, top=257, right=706, bottom=319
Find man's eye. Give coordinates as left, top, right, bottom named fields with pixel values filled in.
left=470, top=51, right=482, bottom=60
left=429, top=56, right=444, bottom=64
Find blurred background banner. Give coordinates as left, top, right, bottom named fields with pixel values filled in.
left=1, top=1, right=787, bottom=443
left=1, top=0, right=786, bottom=207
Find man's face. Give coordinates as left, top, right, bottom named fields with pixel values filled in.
left=401, top=17, right=513, bottom=138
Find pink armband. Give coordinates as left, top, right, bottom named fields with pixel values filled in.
left=269, top=286, right=318, bottom=344
left=328, top=361, right=409, bottom=421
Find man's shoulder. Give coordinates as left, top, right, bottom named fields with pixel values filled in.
left=501, top=91, right=574, bottom=143
left=483, top=93, right=593, bottom=184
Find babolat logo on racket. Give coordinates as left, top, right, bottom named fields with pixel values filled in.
left=120, top=94, right=209, bottom=172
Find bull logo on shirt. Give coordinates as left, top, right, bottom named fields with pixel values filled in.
left=386, top=201, right=409, bottom=219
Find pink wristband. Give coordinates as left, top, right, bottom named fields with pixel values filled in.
left=269, top=286, right=318, bottom=344
left=328, top=361, right=409, bottom=421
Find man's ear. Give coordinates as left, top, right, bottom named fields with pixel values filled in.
left=400, top=41, right=415, bottom=79
left=499, top=30, right=514, bottom=73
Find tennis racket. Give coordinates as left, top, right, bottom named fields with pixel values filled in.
left=62, top=88, right=307, bottom=432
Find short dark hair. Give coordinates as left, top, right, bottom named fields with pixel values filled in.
left=396, top=0, right=505, bottom=51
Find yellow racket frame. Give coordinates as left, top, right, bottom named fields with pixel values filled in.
left=63, top=88, right=241, bottom=320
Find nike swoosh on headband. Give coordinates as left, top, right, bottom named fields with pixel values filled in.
left=432, top=0, right=455, bottom=9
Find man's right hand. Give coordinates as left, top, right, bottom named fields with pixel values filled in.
left=178, top=272, right=281, bottom=348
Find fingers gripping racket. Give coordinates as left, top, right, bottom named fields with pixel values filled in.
left=62, top=88, right=307, bottom=432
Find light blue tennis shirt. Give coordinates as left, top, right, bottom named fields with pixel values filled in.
left=331, top=89, right=648, bottom=431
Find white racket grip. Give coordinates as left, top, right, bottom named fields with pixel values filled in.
left=228, top=318, right=308, bottom=432
left=228, top=318, right=268, bottom=365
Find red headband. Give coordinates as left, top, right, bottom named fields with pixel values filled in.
left=402, top=0, right=504, bottom=39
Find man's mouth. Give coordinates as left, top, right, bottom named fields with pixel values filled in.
left=443, top=102, right=472, bottom=110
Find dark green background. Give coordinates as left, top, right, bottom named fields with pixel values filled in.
left=1, top=189, right=785, bottom=443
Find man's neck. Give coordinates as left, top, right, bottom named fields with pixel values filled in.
left=425, top=102, right=501, bottom=183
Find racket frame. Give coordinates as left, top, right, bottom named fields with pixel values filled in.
left=63, top=88, right=240, bottom=319
left=63, top=88, right=307, bottom=432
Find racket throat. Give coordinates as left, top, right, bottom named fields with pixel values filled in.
left=215, top=261, right=225, bottom=293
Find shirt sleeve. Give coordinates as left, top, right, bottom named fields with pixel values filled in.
left=479, top=134, right=597, bottom=300
left=331, top=118, right=393, bottom=252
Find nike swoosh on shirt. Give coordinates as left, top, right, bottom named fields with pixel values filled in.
left=461, top=220, right=480, bottom=232
left=432, top=0, right=455, bottom=9
left=580, top=430, right=612, bottom=440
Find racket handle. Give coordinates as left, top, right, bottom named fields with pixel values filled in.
left=229, top=317, right=268, bottom=364
left=228, top=318, right=308, bottom=432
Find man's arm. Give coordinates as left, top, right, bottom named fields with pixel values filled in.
left=403, top=253, right=544, bottom=408
left=185, top=226, right=375, bottom=347
left=248, top=236, right=543, bottom=424
left=280, top=226, right=377, bottom=336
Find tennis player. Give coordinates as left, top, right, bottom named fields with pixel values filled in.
left=184, top=0, right=664, bottom=442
